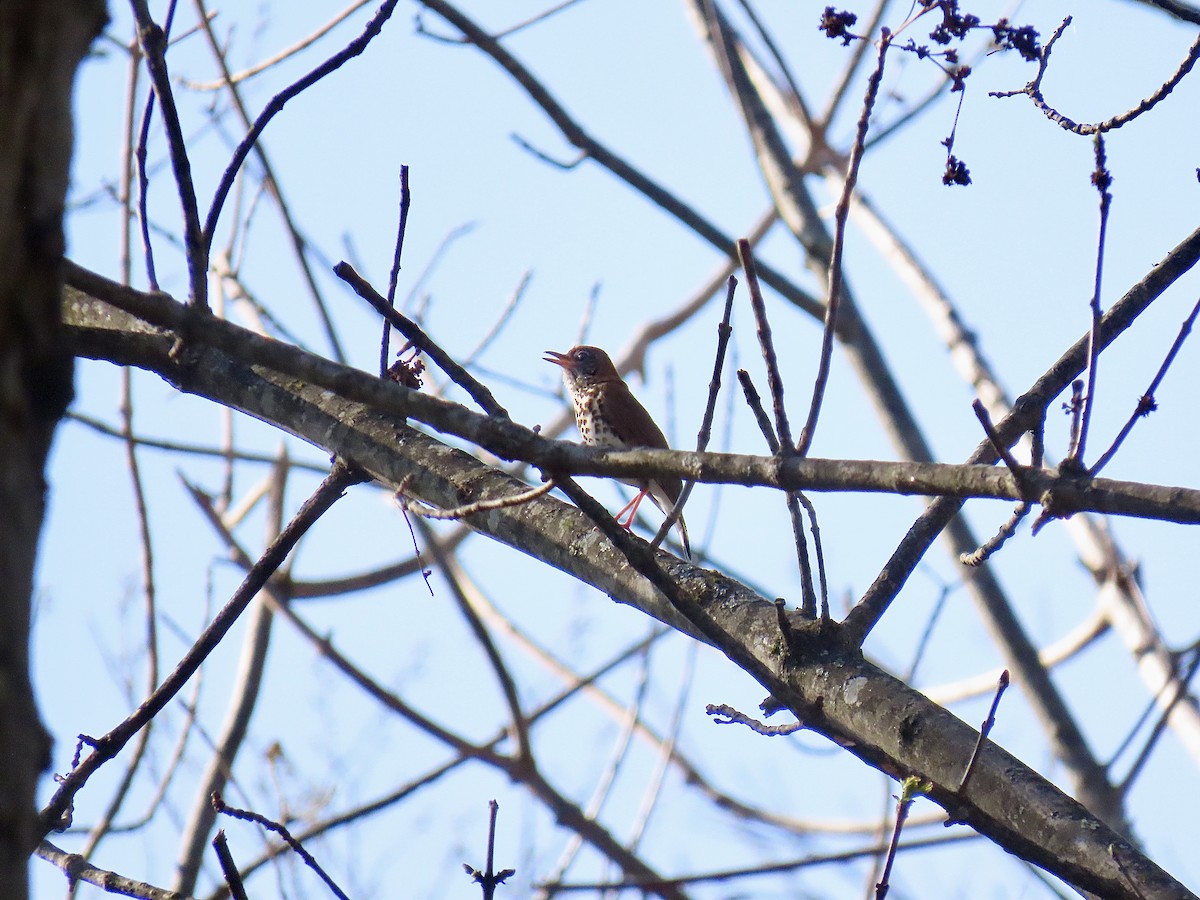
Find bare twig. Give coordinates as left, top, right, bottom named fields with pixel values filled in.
left=651, top=274, right=738, bottom=552
left=736, top=369, right=780, bottom=454
left=539, top=830, right=980, bottom=893
left=1134, top=0, right=1200, bottom=26
left=399, top=478, right=555, bottom=520
left=958, top=503, right=1032, bottom=567
left=843, top=218, right=1200, bottom=644
left=875, top=776, right=930, bottom=899
left=416, top=0, right=823, bottom=318
left=737, top=239, right=793, bottom=449
left=706, top=704, right=803, bottom=736
left=993, top=22, right=1200, bottom=136
left=735, top=241, right=819, bottom=614
left=416, top=520, right=534, bottom=764
left=463, top=801, right=516, bottom=899
left=1091, top=294, right=1200, bottom=475
left=380, top=164, right=412, bottom=377
left=67, top=412, right=330, bottom=472
left=36, top=840, right=187, bottom=900
left=794, top=492, right=829, bottom=622
left=129, top=0, right=207, bottom=308
left=212, top=830, right=249, bottom=900
left=960, top=400, right=1036, bottom=564
left=201, top=0, right=400, bottom=250
left=1114, top=647, right=1200, bottom=795
left=627, top=641, right=696, bottom=851
left=213, top=793, right=349, bottom=900
left=971, top=399, right=1030, bottom=493
left=173, top=452, right=292, bottom=895
left=1069, top=134, right=1114, bottom=468
left=333, top=260, right=510, bottom=418
left=956, top=671, right=1010, bottom=795
left=796, top=29, right=890, bottom=458
left=462, top=270, right=533, bottom=366
left=184, top=0, right=375, bottom=89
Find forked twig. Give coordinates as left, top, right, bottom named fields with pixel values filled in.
left=214, top=792, right=350, bottom=900
left=334, top=260, right=510, bottom=418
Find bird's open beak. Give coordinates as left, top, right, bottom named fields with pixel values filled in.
left=544, top=350, right=571, bottom=369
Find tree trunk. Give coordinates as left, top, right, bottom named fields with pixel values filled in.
left=0, top=2, right=106, bottom=895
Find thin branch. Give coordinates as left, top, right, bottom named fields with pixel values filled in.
left=875, top=776, right=929, bottom=899
left=735, top=242, right=817, bottom=614
left=184, top=0, right=376, bottom=90
left=212, top=830, right=249, bottom=900
left=66, top=266, right=1200, bottom=525
left=173, top=452, right=291, bottom=896
left=66, top=412, right=331, bottom=472
left=213, top=794, right=349, bottom=900
left=993, top=24, right=1200, bottom=135
left=707, top=704, right=803, bottom=736
left=1133, top=0, right=1200, bottom=26
left=463, top=800, right=515, bottom=899
left=737, top=239, right=793, bottom=448
left=200, top=0, right=401, bottom=250
left=75, top=368, right=161, bottom=863
left=958, top=503, right=1032, bottom=567
left=380, top=164, right=412, bottom=377
left=1115, top=647, right=1200, bottom=795
left=540, top=830, right=979, bottom=893
left=333, top=260, right=510, bottom=418
left=651, top=274, right=738, bottom=552
left=129, top=0, right=206, bottom=307
left=400, top=478, right=555, bottom=520
left=736, top=369, right=779, bottom=454
left=1068, top=134, right=1114, bottom=468
left=37, top=461, right=367, bottom=841
left=462, top=270, right=533, bottom=366
left=956, top=671, right=1010, bottom=795
left=36, top=840, right=190, bottom=900
left=1091, top=293, right=1200, bottom=475
left=970, top=399, right=1032, bottom=495
left=796, top=30, right=890, bottom=458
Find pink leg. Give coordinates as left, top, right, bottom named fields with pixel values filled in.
left=614, top=489, right=649, bottom=529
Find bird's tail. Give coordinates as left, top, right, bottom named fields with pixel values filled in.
left=674, top=514, right=691, bottom=560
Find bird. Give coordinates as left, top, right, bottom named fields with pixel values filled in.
left=545, top=345, right=691, bottom=559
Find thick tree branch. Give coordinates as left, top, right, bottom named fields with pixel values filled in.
left=63, top=268, right=1200, bottom=527
left=59, top=267, right=1193, bottom=897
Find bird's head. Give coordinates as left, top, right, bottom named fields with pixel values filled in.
left=544, top=345, right=619, bottom=388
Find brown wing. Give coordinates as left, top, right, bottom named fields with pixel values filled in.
left=601, top=381, right=683, bottom=504
left=601, top=381, right=670, bottom=450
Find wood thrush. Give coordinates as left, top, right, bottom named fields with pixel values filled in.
left=545, top=345, right=691, bottom=559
